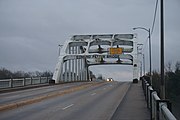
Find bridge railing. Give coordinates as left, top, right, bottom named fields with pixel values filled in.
left=142, top=77, right=177, bottom=120
left=0, top=76, right=52, bottom=89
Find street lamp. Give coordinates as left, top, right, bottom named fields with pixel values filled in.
left=137, top=43, right=143, bottom=77
left=160, top=0, right=165, bottom=99
left=143, top=54, right=146, bottom=76
left=133, top=27, right=152, bottom=85
left=58, top=44, right=63, bottom=56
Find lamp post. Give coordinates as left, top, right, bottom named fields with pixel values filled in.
left=133, top=27, right=152, bottom=85
left=137, top=43, right=143, bottom=77
left=143, top=53, right=146, bottom=75
left=160, top=0, right=165, bottom=99
left=58, top=44, right=63, bottom=56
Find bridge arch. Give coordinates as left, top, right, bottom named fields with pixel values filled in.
left=52, top=34, right=139, bottom=83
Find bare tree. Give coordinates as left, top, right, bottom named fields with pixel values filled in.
left=165, top=61, right=172, bottom=72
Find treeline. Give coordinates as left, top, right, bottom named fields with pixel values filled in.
left=151, top=61, right=180, bottom=100
left=0, top=67, right=53, bottom=79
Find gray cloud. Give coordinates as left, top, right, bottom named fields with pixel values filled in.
left=0, top=0, right=180, bottom=81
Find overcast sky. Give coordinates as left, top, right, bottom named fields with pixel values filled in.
left=0, top=0, right=180, bottom=81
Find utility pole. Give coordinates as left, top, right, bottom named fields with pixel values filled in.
left=160, top=0, right=165, bottom=99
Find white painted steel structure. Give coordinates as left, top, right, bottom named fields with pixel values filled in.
left=52, top=34, right=139, bottom=83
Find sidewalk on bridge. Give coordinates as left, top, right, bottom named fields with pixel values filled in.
left=111, top=81, right=150, bottom=120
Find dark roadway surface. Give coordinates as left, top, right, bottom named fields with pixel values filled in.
left=0, top=81, right=150, bottom=120
left=0, top=82, right=86, bottom=105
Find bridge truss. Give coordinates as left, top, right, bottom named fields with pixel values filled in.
left=52, top=34, right=138, bottom=83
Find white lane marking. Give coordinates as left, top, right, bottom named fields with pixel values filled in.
left=91, top=93, right=96, bottom=96
left=62, top=104, right=74, bottom=110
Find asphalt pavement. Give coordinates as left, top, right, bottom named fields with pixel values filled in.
left=0, top=81, right=130, bottom=120
left=0, top=82, right=87, bottom=105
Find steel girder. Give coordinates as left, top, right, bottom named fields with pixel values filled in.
left=52, top=34, right=138, bottom=83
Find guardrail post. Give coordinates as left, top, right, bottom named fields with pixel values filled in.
left=143, top=79, right=147, bottom=95
left=40, top=76, right=41, bottom=84
left=149, top=88, right=154, bottom=120
left=148, top=86, right=152, bottom=108
left=10, top=78, right=13, bottom=88
left=142, top=78, right=145, bottom=91
left=23, top=78, right=25, bottom=86
left=151, top=91, right=156, bottom=120
left=31, top=77, right=33, bottom=85
left=145, top=83, right=150, bottom=107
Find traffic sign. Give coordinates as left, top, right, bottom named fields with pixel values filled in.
left=109, top=48, right=123, bottom=55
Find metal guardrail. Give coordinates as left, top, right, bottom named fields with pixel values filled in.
left=141, top=77, right=177, bottom=120
left=0, top=76, right=52, bottom=89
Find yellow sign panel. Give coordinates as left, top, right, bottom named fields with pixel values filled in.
left=109, top=48, right=123, bottom=55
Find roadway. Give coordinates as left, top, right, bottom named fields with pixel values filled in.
left=0, top=82, right=87, bottom=105
left=0, top=81, right=130, bottom=120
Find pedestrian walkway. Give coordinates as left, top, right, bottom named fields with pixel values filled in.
left=111, top=81, right=150, bottom=120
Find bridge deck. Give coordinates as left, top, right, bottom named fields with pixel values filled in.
left=111, top=81, right=150, bottom=120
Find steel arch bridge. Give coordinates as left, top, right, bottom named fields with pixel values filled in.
left=52, top=34, right=139, bottom=83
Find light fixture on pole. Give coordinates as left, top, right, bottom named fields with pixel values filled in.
left=58, top=44, right=63, bottom=57
left=133, top=27, right=152, bottom=85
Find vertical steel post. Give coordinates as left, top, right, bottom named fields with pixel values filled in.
left=65, top=61, right=67, bottom=82
left=81, top=58, right=83, bottom=81
left=77, top=47, right=80, bottom=81
left=149, top=28, right=152, bottom=85
left=160, top=0, right=165, bottom=99
left=79, top=57, right=81, bottom=81
left=140, top=61, right=142, bottom=77
left=69, top=46, right=71, bottom=82
left=143, top=54, right=146, bottom=75
left=75, top=46, right=78, bottom=81
left=72, top=46, right=75, bottom=81
left=10, top=78, right=13, bottom=88
left=84, top=59, right=86, bottom=81
left=60, top=63, right=63, bottom=82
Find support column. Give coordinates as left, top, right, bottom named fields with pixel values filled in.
left=84, top=59, right=87, bottom=81
left=78, top=47, right=80, bottom=81
left=64, top=61, right=67, bottom=82
left=60, top=62, right=63, bottom=82
left=72, top=46, right=75, bottom=82
left=69, top=46, right=72, bottom=82
left=75, top=46, right=78, bottom=81
left=80, top=58, right=83, bottom=81
left=85, top=62, right=89, bottom=81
